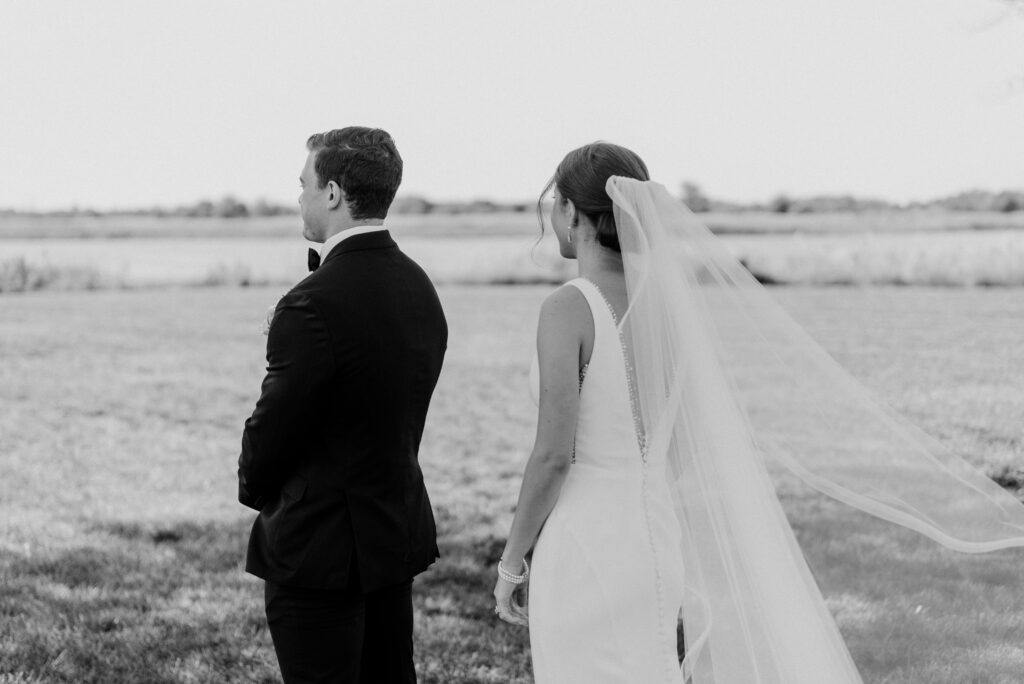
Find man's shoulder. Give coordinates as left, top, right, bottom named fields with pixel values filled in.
left=297, top=239, right=439, bottom=302
left=287, top=264, right=373, bottom=313
left=283, top=274, right=339, bottom=315
left=278, top=273, right=352, bottom=319
left=323, top=241, right=431, bottom=282
left=281, top=277, right=318, bottom=302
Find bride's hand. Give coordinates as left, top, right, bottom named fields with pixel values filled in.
left=493, top=575, right=529, bottom=627
left=260, top=301, right=278, bottom=336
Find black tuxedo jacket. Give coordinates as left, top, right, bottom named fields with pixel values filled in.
left=238, top=230, right=447, bottom=592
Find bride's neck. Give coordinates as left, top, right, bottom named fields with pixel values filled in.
left=577, top=242, right=624, bottom=280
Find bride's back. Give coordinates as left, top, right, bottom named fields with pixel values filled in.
left=566, top=277, right=645, bottom=471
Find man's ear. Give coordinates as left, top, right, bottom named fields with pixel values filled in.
left=326, top=180, right=344, bottom=210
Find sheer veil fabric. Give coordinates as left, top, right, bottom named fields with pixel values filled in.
left=606, top=177, right=1024, bottom=683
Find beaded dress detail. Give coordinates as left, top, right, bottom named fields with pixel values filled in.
left=527, top=278, right=685, bottom=683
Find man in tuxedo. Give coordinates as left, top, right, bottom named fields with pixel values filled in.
left=238, top=127, right=447, bottom=684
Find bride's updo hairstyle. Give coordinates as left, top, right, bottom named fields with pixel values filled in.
left=539, top=142, right=650, bottom=252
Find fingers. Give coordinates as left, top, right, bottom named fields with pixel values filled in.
left=494, top=598, right=524, bottom=626
left=508, top=584, right=528, bottom=619
left=497, top=604, right=529, bottom=627
left=501, top=590, right=529, bottom=626
left=492, top=582, right=529, bottom=627
left=507, top=602, right=529, bottom=624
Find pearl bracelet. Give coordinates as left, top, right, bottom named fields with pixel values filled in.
left=497, top=557, right=530, bottom=585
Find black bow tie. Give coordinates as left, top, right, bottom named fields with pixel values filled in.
left=308, top=248, right=321, bottom=272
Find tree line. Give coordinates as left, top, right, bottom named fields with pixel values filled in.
left=680, top=184, right=1024, bottom=214
left=4, top=187, right=1023, bottom=218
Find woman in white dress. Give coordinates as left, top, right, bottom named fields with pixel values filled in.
left=494, top=142, right=1024, bottom=683
left=492, top=143, right=685, bottom=683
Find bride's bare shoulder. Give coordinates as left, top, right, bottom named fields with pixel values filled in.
left=536, top=282, right=592, bottom=342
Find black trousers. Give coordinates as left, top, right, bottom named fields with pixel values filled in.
left=264, top=575, right=416, bottom=684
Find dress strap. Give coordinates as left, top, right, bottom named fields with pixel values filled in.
left=565, top=277, right=618, bottom=332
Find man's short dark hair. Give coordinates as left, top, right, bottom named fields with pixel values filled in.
left=306, top=127, right=403, bottom=220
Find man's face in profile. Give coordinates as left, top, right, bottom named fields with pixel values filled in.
left=298, top=150, right=328, bottom=242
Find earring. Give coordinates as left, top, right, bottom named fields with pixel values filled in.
left=567, top=228, right=573, bottom=244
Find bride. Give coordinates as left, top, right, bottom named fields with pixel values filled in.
left=492, top=141, right=1024, bottom=683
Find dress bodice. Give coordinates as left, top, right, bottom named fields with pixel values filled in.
left=529, top=278, right=644, bottom=471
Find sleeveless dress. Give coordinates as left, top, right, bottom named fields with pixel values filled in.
left=528, top=278, right=686, bottom=684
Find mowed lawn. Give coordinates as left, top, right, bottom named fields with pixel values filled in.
left=1, top=284, right=1023, bottom=683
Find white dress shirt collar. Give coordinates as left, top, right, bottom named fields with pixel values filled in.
left=318, top=225, right=389, bottom=262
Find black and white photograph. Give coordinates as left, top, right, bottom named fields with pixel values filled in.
left=2, top=1, right=1024, bottom=682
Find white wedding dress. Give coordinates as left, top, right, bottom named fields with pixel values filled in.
left=528, top=277, right=686, bottom=684
left=519, top=179, right=1024, bottom=683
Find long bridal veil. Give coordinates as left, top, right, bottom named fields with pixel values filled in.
left=606, top=177, right=1024, bottom=683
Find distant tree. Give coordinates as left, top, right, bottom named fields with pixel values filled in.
left=994, top=192, right=1023, bottom=212
left=681, top=182, right=711, bottom=213
left=466, top=199, right=499, bottom=213
left=390, top=196, right=434, bottom=214
left=251, top=198, right=293, bottom=216
left=191, top=200, right=215, bottom=217
left=769, top=194, right=792, bottom=214
left=787, top=195, right=895, bottom=213
left=930, top=189, right=1024, bottom=212
left=214, top=196, right=249, bottom=218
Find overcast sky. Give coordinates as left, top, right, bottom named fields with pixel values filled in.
left=1, top=0, right=1022, bottom=210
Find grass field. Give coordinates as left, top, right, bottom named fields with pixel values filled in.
left=3, top=210, right=1024, bottom=240
left=5, top=211, right=1024, bottom=292
left=2, top=285, right=1024, bottom=682
left=4, top=210, right=1024, bottom=292
left=6, top=228, right=1024, bottom=292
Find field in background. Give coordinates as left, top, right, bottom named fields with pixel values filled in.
left=3, top=211, right=1024, bottom=291
left=2, top=285, right=1023, bottom=682
left=3, top=210, right=1024, bottom=240
left=0, top=213, right=539, bottom=240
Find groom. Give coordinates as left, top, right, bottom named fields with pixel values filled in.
left=238, top=127, right=447, bottom=683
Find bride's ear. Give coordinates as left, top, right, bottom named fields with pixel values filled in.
left=564, top=198, right=579, bottom=227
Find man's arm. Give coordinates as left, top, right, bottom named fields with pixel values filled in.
left=238, top=292, right=334, bottom=510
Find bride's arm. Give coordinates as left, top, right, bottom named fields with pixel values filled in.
left=501, top=286, right=587, bottom=574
